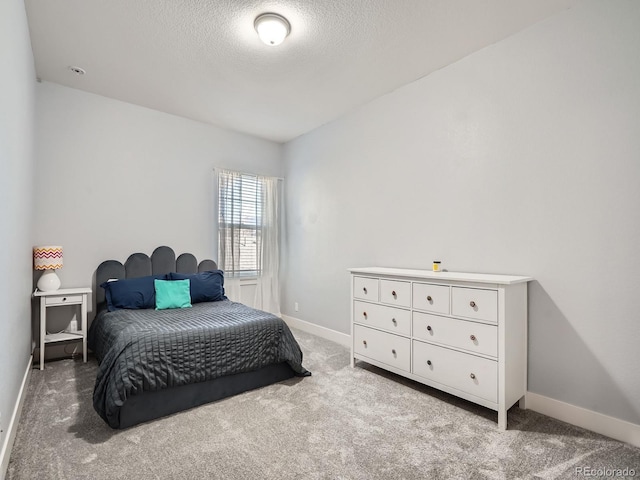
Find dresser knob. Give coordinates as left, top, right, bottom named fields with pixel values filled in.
left=391, top=290, right=397, bottom=298
left=470, top=334, right=476, bottom=341
left=427, top=360, right=432, bottom=366
left=392, top=349, right=397, bottom=355
left=363, top=340, right=367, bottom=347
left=363, top=287, right=367, bottom=294
left=470, top=373, right=476, bottom=379
left=427, top=296, right=432, bottom=302
left=391, top=318, right=397, bottom=325
left=470, top=301, right=476, bottom=308
left=427, top=325, right=432, bottom=332
left=363, top=311, right=367, bottom=318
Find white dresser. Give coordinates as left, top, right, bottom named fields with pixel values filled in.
left=349, top=267, right=532, bottom=429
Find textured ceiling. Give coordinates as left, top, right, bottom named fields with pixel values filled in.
left=24, top=0, right=576, bottom=143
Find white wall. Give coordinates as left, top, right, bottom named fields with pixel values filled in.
left=0, top=0, right=36, bottom=462
left=34, top=82, right=282, bottom=323
left=282, top=0, right=640, bottom=426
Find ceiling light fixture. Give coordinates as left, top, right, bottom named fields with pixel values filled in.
left=254, top=13, right=291, bottom=46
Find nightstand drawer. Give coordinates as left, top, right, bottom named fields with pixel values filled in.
left=354, top=324, right=411, bottom=372
left=412, top=283, right=450, bottom=314
left=45, top=295, right=83, bottom=306
left=353, top=276, right=379, bottom=301
left=413, top=311, right=497, bottom=357
left=451, top=287, right=498, bottom=323
left=413, top=341, right=497, bottom=403
left=380, top=279, right=411, bottom=307
left=354, top=301, right=410, bottom=336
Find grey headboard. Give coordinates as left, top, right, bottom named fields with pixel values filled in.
left=95, top=246, right=218, bottom=312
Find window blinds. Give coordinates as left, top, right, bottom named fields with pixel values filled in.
left=218, top=170, right=263, bottom=275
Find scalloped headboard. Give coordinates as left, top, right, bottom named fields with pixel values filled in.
left=95, top=246, right=218, bottom=312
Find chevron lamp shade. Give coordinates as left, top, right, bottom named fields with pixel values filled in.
left=34, top=246, right=63, bottom=291
left=33, top=246, right=63, bottom=270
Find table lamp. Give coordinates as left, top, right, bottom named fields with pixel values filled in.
left=34, top=246, right=63, bottom=291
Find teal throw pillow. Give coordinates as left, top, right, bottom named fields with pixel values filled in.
left=155, top=279, right=192, bottom=310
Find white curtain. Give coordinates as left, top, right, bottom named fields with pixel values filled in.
left=254, top=175, right=281, bottom=315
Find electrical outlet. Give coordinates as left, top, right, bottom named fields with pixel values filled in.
left=294, top=302, right=299, bottom=312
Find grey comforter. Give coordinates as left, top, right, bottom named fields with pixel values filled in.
left=88, top=300, right=309, bottom=428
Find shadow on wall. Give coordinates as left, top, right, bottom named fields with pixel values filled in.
left=527, top=281, right=638, bottom=426
left=92, top=269, right=99, bottom=322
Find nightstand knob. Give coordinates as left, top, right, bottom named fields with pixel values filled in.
left=392, top=349, right=397, bottom=355
left=391, top=318, right=397, bottom=325
left=62, top=297, right=67, bottom=301
left=427, top=325, right=432, bottom=332
left=391, top=290, right=397, bottom=298
left=363, top=340, right=367, bottom=347
left=427, top=296, right=432, bottom=302
left=470, top=334, right=477, bottom=341
left=470, top=373, right=476, bottom=380
left=363, top=311, right=367, bottom=318
left=427, top=360, right=432, bottom=366
left=363, top=287, right=367, bottom=294
left=470, top=301, right=476, bottom=308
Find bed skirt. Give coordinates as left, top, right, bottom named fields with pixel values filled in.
left=118, top=362, right=296, bottom=429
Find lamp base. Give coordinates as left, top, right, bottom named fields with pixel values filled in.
left=37, top=270, right=61, bottom=292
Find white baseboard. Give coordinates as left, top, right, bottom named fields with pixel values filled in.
left=281, top=315, right=351, bottom=348
left=1, top=356, right=32, bottom=480
left=526, top=392, right=640, bottom=448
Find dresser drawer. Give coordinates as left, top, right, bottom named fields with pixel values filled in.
left=412, top=283, right=450, bottom=315
left=353, top=276, right=379, bottom=301
left=413, top=341, right=497, bottom=403
left=354, top=325, right=411, bottom=372
left=380, top=279, right=411, bottom=308
left=451, top=287, right=498, bottom=323
left=412, top=311, right=497, bottom=357
left=354, top=301, right=411, bottom=336
left=45, top=295, right=83, bottom=306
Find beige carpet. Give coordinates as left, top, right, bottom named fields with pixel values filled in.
left=7, top=328, right=640, bottom=479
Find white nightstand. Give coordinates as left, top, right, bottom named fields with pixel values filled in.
left=33, top=287, right=91, bottom=370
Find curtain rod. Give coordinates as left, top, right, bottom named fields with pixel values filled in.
left=213, top=166, right=284, bottom=181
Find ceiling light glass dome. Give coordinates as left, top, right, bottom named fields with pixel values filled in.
left=254, top=13, right=291, bottom=46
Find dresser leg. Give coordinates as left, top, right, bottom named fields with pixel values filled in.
left=518, top=394, right=527, bottom=410
left=498, top=409, right=507, bottom=430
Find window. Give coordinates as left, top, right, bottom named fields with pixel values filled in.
left=217, top=168, right=282, bottom=313
left=218, top=170, right=263, bottom=276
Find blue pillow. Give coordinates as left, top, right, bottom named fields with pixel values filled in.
left=155, top=279, right=192, bottom=310
left=101, top=274, right=168, bottom=311
left=168, top=270, right=226, bottom=304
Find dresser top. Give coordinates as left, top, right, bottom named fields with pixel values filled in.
left=348, top=267, right=532, bottom=285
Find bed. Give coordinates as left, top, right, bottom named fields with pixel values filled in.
left=88, top=246, right=310, bottom=429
